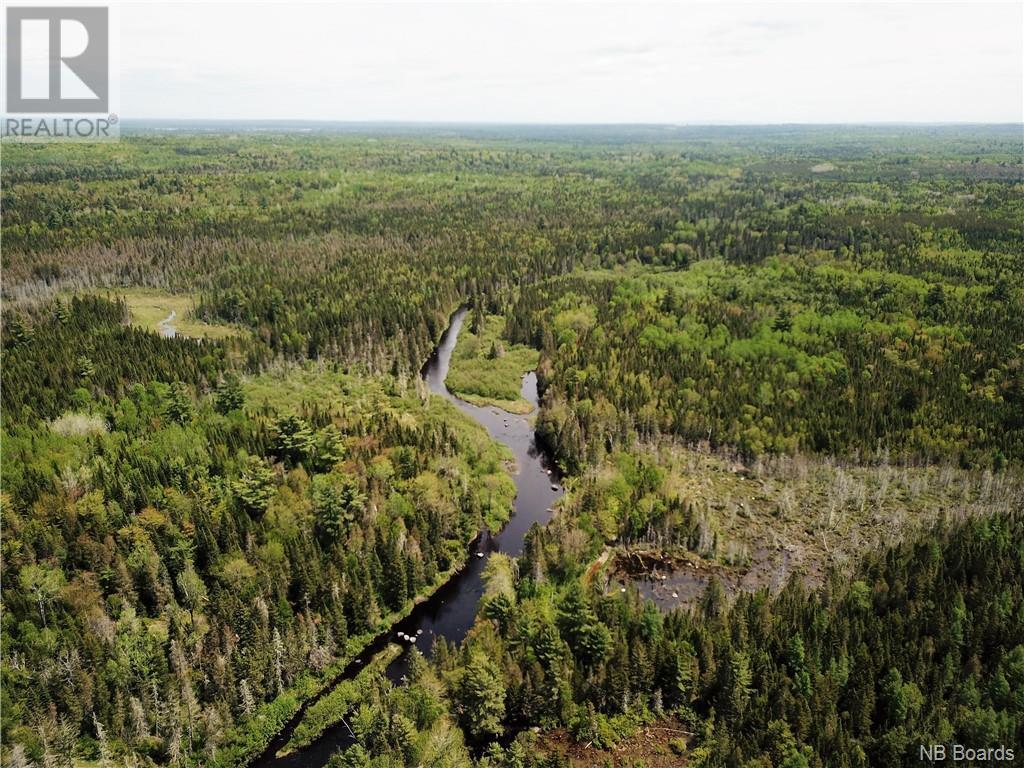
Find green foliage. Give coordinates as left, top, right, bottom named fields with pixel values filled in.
left=566, top=703, right=647, bottom=750
left=557, top=583, right=612, bottom=671
left=233, top=455, right=276, bottom=515
left=442, top=512, right=1024, bottom=766
left=215, top=372, right=246, bottom=414
left=3, top=127, right=1023, bottom=767
left=310, top=470, right=365, bottom=546
left=280, top=644, right=403, bottom=754
left=324, top=655, right=473, bottom=768
left=516, top=253, right=1023, bottom=470
left=446, top=312, right=540, bottom=413
left=449, top=651, right=507, bottom=741
left=0, top=356, right=514, bottom=766
left=17, top=563, right=65, bottom=627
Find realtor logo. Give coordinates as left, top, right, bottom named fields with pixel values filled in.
left=5, top=6, right=109, bottom=113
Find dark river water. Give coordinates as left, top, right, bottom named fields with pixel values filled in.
left=251, top=307, right=562, bottom=767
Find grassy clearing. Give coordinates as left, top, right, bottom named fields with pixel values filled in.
left=89, top=288, right=239, bottom=339
left=446, top=313, right=539, bottom=413
left=279, top=644, right=403, bottom=756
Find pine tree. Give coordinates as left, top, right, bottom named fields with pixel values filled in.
left=214, top=372, right=245, bottom=413
left=453, top=651, right=506, bottom=740
left=165, top=381, right=193, bottom=425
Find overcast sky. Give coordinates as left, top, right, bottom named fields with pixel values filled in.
left=116, top=1, right=1022, bottom=123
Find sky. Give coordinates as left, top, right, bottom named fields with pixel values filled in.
left=112, top=0, right=1023, bottom=123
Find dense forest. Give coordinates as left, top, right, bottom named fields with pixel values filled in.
left=508, top=251, right=1023, bottom=471
left=238, top=512, right=1024, bottom=768
left=2, top=126, right=1022, bottom=767
left=445, top=509, right=1024, bottom=768
left=2, top=295, right=515, bottom=765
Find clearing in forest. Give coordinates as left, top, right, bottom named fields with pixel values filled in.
left=97, top=288, right=240, bottom=340
left=446, top=312, right=539, bottom=414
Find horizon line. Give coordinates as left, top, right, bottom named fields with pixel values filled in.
left=122, top=118, right=1024, bottom=126
left=116, top=119, right=1024, bottom=134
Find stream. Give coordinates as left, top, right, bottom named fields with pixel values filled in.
left=250, top=307, right=563, bottom=767
left=158, top=310, right=176, bottom=338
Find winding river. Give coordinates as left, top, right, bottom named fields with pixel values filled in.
left=251, top=307, right=563, bottom=767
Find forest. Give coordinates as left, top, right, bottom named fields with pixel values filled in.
left=1, top=125, right=1022, bottom=767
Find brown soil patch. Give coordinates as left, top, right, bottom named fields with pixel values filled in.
left=535, top=717, right=692, bottom=767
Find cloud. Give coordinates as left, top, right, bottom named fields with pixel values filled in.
left=587, top=43, right=661, bottom=59
left=741, top=18, right=806, bottom=35
left=118, top=2, right=1023, bottom=123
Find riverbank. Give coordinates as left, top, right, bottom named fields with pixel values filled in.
left=215, top=546, right=481, bottom=768
left=247, top=309, right=565, bottom=768
left=444, top=312, right=539, bottom=413
left=205, top=360, right=519, bottom=768
left=277, top=644, right=403, bottom=756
